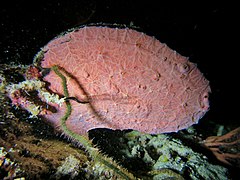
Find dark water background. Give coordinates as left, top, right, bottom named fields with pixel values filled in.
left=0, top=1, right=239, bottom=133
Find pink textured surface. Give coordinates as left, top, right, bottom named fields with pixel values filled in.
left=40, top=26, right=211, bottom=135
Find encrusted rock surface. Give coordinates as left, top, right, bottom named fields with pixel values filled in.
left=121, top=131, right=228, bottom=180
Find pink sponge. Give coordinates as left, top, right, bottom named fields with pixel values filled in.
left=40, top=26, right=211, bottom=135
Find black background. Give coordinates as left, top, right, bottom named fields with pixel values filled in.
left=1, top=1, right=239, bottom=130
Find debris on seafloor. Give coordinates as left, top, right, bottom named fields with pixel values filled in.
left=0, top=147, right=23, bottom=180
left=1, top=25, right=232, bottom=179
left=54, top=155, right=84, bottom=179
left=203, top=127, right=240, bottom=168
